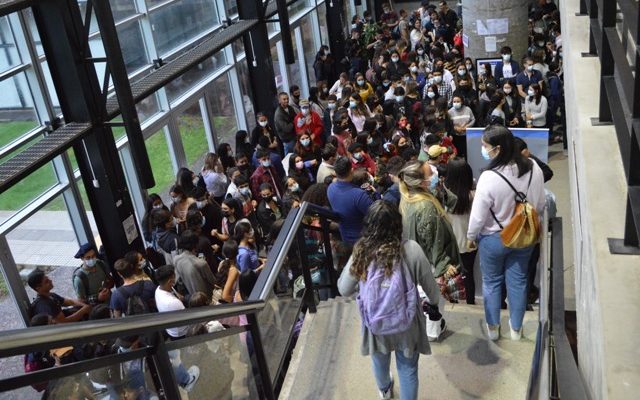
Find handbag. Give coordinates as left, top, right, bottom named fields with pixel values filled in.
left=489, top=170, right=541, bottom=249
left=436, top=271, right=466, bottom=303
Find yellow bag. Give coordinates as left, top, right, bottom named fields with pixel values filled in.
left=490, top=170, right=541, bottom=249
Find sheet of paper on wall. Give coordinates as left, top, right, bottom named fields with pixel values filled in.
left=485, top=36, right=497, bottom=53
left=462, top=34, right=469, bottom=48
left=476, top=18, right=509, bottom=35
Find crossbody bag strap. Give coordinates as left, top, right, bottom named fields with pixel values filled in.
left=488, top=168, right=528, bottom=229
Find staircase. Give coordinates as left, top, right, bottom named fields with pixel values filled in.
left=281, top=297, right=537, bottom=399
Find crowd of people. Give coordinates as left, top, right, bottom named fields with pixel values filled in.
left=21, top=1, right=563, bottom=399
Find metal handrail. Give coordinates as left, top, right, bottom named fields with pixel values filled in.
left=0, top=300, right=263, bottom=358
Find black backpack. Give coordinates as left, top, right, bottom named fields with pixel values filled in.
left=73, top=262, right=108, bottom=298
left=119, top=281, right=155, bottom=316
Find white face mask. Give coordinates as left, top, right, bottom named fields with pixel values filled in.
left=528, top=89, right=535, bottom=97
left=434, top=76, right=442, bottom=83
left=452, top=102, right=462, bottom=110
left=502, top=54, right=511, bottom=62
left=410, top=66, right=418, bottom=73
left=427, top=91, right=436, bottom=99
left=258, top=120, right=268, bottom=127
left=503, top=87, right=512, bottom=94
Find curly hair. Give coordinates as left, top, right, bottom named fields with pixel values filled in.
left=350, top=201, right=404, bottom=281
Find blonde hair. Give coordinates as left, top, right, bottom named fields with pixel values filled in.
left=398, top=160, right=447, bottom=219
left=204, top=152, right=219, bottom=171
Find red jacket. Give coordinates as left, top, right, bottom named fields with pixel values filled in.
left=294, top=111, right=324, bottom=146
left=250, top=166, right=283, bottom=199
left=351, top=152, right=377, bottom=176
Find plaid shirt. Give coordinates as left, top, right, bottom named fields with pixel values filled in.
left=437, top=82, right=453, bottom=106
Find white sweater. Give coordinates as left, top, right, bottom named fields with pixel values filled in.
left=467, top=162, right=545, bottom=240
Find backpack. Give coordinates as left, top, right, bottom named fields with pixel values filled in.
left=356, top=255, right=418, bottom=336
left=72, top=261, right=107, bottom=299
left=489, top=169, right=541, bottom=249
left=118, top=281, right=154, bottom=316
left=24, top=352, right=55, bottom=391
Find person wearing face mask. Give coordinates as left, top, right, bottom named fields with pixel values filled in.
left=410, top=18, right=426, bottom=50
left=274, top=92, right=298, bottom=155
left=408, top=62, right=427, bottom=92
left=347, top=93, right=372, bottom=133
left=250, top=112, right=279, bottom=150
left=452, top=75, right=478, bottom=110
left=235, top=219, right=265, bottom=273
left=323, top=94, right=339, bottom=139
left=142, top=193, right=168, bottom=243
left=386, top=51, right=408, bottom=81
left=289, top=85, right=302, bottom=114
left=212, top=198, right=241, bottom=244
left=176, top=167, right=202, bottom=199
left=231, top=174, right=257, bottom=219
left=467, top=125, right=545, bottom=341
left=201, top=153, right=228, bottom=205
left=288, top=154, right=315, bottom=192
left=294, top=133, right=322, bottom=173
left=422, top=83, right=441, bottom=107
left=448, top=95, right=475, bottom=158
left=501, top=79, right=523, bottom=127
left=426, top=69, right=452, bottom=106
left=348, top=142, right=377, bottom=176
left=189, top=187, right=223, bottom=251
left=399, top=160, right=463, bottom=306
left=235, top=153, right=253, bottom=181
left=252, top=135, right=286, bottom=180
left=256, top=183, right=284, bottom=240
left=494, top=46, right=521, bottom=85
left=169, top=184, right=196, bottom=226
left=524, top=83, right=548, bottom=130
left=294, top=99, right=325, bottom=146
left=250, top=148, right=284, bottom=200
left=354, top=72, right=374, bottom=103
left=516, top=57, right=544, bottom=101
left=73, top=243, right=113, bottom=305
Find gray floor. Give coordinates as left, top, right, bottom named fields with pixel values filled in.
left=282, top=298, right=537, bottom=400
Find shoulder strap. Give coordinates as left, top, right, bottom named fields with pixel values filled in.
left=73, top=266, right=89, bottom=296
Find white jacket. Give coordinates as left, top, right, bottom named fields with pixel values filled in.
left=467, top=161, right=545, bottom=240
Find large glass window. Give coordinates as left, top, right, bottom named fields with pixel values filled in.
left=0, top=163, right=58, bottom=224
left=166, top=53, right=227, bottom=103
left=205, top=74, right=238, bottom=151
left=236, top=61, right=255, bottom=130
left=178, top=101, right=208, bottom=169
left=144, top=126, right=176, bottom=195
left=0, top=73, right=39, bottom=133
left=301, top=14, right=319, bottom=87
left=6, top=195, right=79, bottom=274
left=149, top=0, right=220, bottom=56
left=287, top=32, right=302, bottom=89
left=317, top=5, right=329, bottom=46
left=117, top=20, right=150, bottom=73
left=271, top=42, right=284, bottom=92
left=0, top=16, right=22, bottom=73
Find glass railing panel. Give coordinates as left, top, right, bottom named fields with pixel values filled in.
left=257, top=290, right=303, bottom=385
left=169, top=328, right=262, bottom=399
left=300, top=223, right=334, bottom=300
left=0, top=353, right=156, bottom=400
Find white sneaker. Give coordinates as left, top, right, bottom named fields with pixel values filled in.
left=183, top=366, right=200, bottom=392
left=509, top=320, right=522, bottom=341
left=486, top=323, right=500, bottom=341
left=378, top=373, right=394, bottom=399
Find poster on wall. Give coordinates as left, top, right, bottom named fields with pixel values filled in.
left=475, top=58, right=502, bottom=77
left=466, top=127, right=549, bottom=180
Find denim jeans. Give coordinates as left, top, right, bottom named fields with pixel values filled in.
left=283, top=140, right=295, bottom=156
left=478, top=233, right=534, bottom=330
left=371, top=351, right=419, bottom=400
left=169, top=349, right=191, bottom=386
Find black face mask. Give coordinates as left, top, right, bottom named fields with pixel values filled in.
left=238, top=164, right=249, bottom=170
left=222, top=211, right=231, bottom=217
left=262, top=195, right=272, bottom=201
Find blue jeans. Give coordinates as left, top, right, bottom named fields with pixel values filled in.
left=478, top=233, right=535, bottom=330
left=169, top=349, right=191, bottom=386
left=283, top=140, right=295, bottom=155
left=371, top=351, right=419, bottom=400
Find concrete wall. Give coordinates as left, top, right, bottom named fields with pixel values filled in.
left=561, top=0, right=640, bottom=399
left=462, top=0, right=530, bottom=60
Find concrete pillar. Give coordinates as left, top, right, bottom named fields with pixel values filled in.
left=462, top=0, right=530, bottom=61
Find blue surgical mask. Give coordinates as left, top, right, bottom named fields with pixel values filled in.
left=261, top=160, right=271, bottom=167
left=301, top=139, right=311, bottom=147
left=85, top=258, right=97, bottom=268
left=481, top=146, right=493, bottom=160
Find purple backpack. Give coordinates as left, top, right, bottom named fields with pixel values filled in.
left=357, top=257, right=418, bottom=335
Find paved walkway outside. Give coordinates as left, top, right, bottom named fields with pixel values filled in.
left=0, top=210, right=99, bottom=268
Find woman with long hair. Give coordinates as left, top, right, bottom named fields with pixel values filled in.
left=177, top=167, right=200, bottom=198
left=399, top=160, right=463, bottom=302
left=338, top=200, right=440, bottom=400
left=467, top=125, right=545, bottom=341
left=444, top=159, right=476, bottom=304
left=234, top=219, right=263, bottom=273
left=347, top=93, right=371, bottom=133
left=201, top=153, right=228, bottom=204
left=142, top=193, right=167, bottom=243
